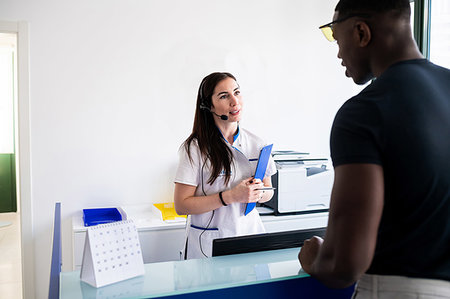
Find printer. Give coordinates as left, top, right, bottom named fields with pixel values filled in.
left=262, top=151, right=333, bottom=215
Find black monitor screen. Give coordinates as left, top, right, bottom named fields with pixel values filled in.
left=212, top=227, right=326, bottom=257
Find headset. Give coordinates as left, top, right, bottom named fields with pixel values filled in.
left=185, top=79, right=232, bottom=259
left=198, top=79, right=229, bottom=121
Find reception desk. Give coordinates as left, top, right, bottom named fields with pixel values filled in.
left=72, top=204, right=329, bottom=270
left=60, top=247, right=354, bottom=298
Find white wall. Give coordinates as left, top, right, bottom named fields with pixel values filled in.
left=0, top=0, right=364, bottom=298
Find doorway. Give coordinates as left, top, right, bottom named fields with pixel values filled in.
left=0, top=20, right=33, bottom=299
left=0, top=31, right=22, bottom=299
left=0, top=32, right=17, bottom=213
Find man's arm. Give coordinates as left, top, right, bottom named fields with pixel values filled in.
left=299, top=163, right=384, bottom=288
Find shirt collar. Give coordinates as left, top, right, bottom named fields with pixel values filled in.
left=217, top=125, right=240, bottom=144
left=233, top=126, right=240, bottom=143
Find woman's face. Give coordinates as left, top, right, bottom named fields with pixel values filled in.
left=210, top=77, right=242, bottom=123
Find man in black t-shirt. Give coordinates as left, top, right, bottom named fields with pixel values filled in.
left=299, top=0, right=450, bottom=298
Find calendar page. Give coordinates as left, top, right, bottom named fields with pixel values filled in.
left=80, top=219, right=145, bottom=288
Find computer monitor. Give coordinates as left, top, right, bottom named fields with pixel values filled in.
left=212, top=227, right=326, bottom=257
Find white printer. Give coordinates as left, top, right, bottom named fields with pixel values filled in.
left=262, top=151, right=334, bottom=215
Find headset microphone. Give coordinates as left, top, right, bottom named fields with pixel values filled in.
left=199, top=103, right=228, bottom=120
left=215, top=113, right=229, bottom=121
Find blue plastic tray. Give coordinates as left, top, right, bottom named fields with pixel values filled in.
left=83, top=208, right=123, bottom=227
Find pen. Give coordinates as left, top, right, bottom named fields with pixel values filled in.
left=255, top=187, right=276, bottom=191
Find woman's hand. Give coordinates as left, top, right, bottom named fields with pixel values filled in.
left=224, top=177, right=264, bottom=204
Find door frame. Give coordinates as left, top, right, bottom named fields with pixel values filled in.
left=0, top=20, right=34, bottom=299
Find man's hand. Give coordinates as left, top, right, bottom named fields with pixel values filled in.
left=298, top=236, right=323, bottom=274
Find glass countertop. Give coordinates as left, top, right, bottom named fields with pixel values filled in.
left=60, top=247, right=307, bottom=298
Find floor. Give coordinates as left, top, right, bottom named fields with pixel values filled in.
left=0, top=212, right=23, bottom=299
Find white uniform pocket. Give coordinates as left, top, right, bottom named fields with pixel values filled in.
left=187, top=224, right=220, bottom=259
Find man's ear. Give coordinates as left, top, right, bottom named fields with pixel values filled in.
left=354, top=21, right=371, bottom=47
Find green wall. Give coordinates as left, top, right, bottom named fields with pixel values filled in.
left=0, top=153, right=17, bottom=213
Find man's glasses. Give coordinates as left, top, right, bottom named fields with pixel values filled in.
left=319, top=14, right=371, bottom=42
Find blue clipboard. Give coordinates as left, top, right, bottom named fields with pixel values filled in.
left=244, top=144, right=273, bottom=216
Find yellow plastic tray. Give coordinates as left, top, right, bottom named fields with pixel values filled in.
left=153, top=203, right=187, bottom=221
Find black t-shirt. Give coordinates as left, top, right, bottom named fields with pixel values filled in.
left=330, top=59, right=450, bottom=281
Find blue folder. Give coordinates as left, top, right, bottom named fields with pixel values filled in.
left=82, top=208, right=123, bottom=226
left=244, top=144, right=273, bottom=216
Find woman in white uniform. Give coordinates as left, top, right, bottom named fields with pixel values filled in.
left=174, top=72, right=276, bottom=259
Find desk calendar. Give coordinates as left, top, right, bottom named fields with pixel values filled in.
left=80, top=220, right=145, bottom=288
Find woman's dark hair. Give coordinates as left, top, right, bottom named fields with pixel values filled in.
left=183, top=72, right=237, bottom=185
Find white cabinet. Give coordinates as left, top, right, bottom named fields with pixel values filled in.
left=262, top=212, right=328, bottom=233
left=71, top=206, right=328, bottom=270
